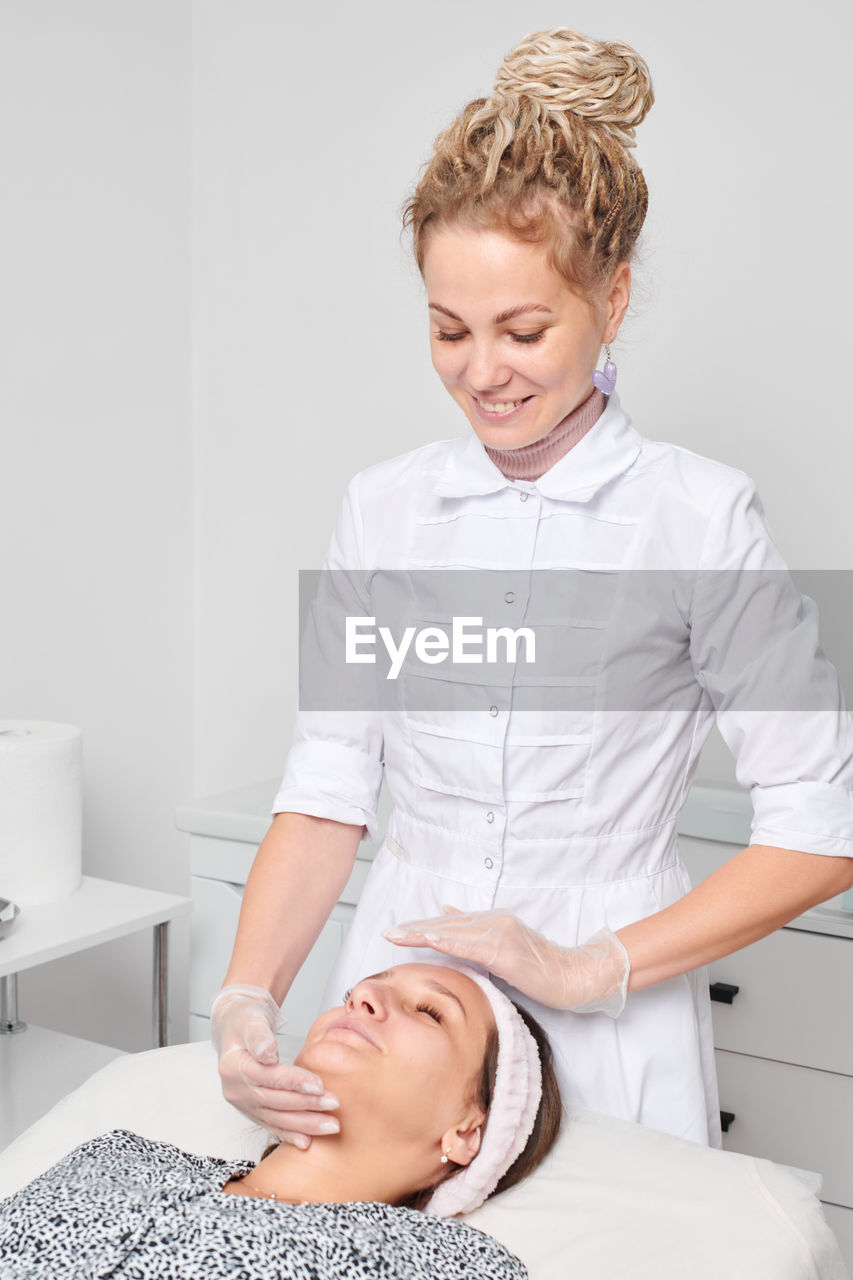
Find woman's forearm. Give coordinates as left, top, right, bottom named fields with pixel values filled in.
left=617, top=846, right=853, bottom=992
left=221, top=811, right=365, bottom=1005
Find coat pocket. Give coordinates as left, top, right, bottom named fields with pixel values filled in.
left=501, top=734, right=593, bottom=801
left=401, top=669, right=506, bottom=802
left=408, top=723, right=506, bottom=802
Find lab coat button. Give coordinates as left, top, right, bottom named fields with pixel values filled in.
left=489, top=705, right=499, bottom=716
left=485, top=810, right=495, bottom=823
left=484, top=857, right=494, bottom=870
left=504, top=591, right=516, bottom=603
left=519, top=492, right=529, bottom=502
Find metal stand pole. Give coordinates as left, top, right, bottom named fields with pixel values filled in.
left=0, top=973, right=27, bottom=1034
left=152, top=922, right=169, bottom=1048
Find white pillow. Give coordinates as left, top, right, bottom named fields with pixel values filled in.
left=466, top=1108, right=847, bottom=1280
left=0, top=1041, right=846, bottom=1280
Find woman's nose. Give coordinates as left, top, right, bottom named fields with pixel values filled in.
left=347, top=979, right=389, bottom=1019
left=465, top=341, right=513, bottom=392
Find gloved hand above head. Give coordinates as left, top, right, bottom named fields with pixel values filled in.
left=383, top=908, right=631, bottom=1017
left=210, top=984, right=341, bottom=1147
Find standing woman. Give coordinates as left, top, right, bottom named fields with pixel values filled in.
left=212, top=27, right=853, bottom=1152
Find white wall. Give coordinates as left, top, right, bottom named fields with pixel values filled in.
left=2, top=0, right=850, bottom=1048
left=1, top=1, right=193, bottom=1050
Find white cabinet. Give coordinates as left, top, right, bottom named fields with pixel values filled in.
left=701, top=925, right=852, bottom=1074
left=713, top=1053, right=852, bottom=1205
left=679, top=831, right=853, bottom=1258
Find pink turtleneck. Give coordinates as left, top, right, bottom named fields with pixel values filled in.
left=484, top=387, right=606, bottom=481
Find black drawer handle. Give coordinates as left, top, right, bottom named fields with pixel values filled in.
left=710, top=982, right=740, bottom=1004
left=720, top=1110, right=736, bottom=1133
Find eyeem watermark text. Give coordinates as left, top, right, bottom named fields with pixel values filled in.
left=346, top=616, right=536, bottom=680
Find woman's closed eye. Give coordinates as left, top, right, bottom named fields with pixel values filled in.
left=416, top=1001, right=443, bottom=1023
left=434, top=329, right=545, bottom=345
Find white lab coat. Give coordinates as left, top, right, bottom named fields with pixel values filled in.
left=273, top=392, right=853, bottom=1147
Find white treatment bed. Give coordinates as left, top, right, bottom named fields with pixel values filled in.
left=0, top=1036, right=847, bottom=1279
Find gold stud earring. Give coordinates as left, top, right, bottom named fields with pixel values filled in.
left=440, top=1147, right=452, bottom=1164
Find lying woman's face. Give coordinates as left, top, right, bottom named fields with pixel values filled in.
left=295, top=963, right=494, bottom=1150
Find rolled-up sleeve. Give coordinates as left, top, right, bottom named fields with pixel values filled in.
left=272, top=473, right=384, bottom=842
left=688, top=473, right=853, bottom=857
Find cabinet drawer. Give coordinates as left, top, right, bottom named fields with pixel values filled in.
left=715, top=1049, right=853, bottom=1207
left=189, top=875, right=346, bottom=1039
left=707, top=928, right=852, bottom=1075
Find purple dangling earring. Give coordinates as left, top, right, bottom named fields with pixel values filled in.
left=592, top=343, right=617, bottom=395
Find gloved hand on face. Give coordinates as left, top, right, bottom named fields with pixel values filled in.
left=210, top=985, right=341, bottom=1145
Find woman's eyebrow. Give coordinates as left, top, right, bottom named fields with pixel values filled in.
left=428, top=302, right=555, bottom=324
left=422, top=978, right=467, bottom=1021
left=364, top=969, right=467, bottom=1020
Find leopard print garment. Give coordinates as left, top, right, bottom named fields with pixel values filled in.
left=0, top=1129, right=527, bottom=1279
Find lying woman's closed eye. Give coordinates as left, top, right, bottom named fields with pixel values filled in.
left=0, top=962, right=561, bottom=1280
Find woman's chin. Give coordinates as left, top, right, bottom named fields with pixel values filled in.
left=467, top=413, right=554, bottom=451
left=294, top=1038, right=361, bottom=1076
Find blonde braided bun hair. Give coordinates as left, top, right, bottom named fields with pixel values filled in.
left=402, top=26, right=654, bottom=301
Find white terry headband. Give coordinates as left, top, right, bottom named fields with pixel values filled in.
left=425, top=963, right=543, bottom=1218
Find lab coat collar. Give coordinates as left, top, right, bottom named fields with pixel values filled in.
left=432, top=392, right=643, bottom=503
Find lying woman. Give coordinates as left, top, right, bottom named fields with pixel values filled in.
left=0, top=962, right=561, bottom=1279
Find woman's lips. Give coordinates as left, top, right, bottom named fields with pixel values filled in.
left=471, top=393, right=533, bottom=423
left=325, top=1017, right=380, bottom=1048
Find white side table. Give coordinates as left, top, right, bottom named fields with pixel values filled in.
left=0, top=876, right=192, bottom=1148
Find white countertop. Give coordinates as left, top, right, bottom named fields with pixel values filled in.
left=0, top=876, right=192, bottom=978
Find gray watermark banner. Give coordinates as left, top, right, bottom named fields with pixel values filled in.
left=297, top=569, right=853, bottom=713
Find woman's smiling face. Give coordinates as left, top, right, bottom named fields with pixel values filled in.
left=422, top=223, right=630, bottom=450
left=295, top=963, right=494, bottom=1151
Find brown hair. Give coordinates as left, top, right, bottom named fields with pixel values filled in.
left=398, top=1001, right=562, bottom=1212
left=401, top=26, right=654, bottom=308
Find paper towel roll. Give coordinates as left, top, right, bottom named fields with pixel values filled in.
left=0, top=720, right=83, bottom=906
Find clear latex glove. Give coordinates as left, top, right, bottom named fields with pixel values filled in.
left=383, top=907, right=631, bottom=1017
left=210, top=984, right=341, bottom=1146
